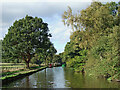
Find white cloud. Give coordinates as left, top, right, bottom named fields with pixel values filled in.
left=1, top=0, right=119, bottom=53
left=0, top=2, right=2, bottom=34
left=64, top=29, right=72, bottom=38
left=1, top=0, right=119, bottom=3
left=53, top=28, right=64, bottom=35
left=1, top=0, right=40, bottom=2
left=0, top=27, right=8, bottom=40
left=1, top=0, right=92, bottom=2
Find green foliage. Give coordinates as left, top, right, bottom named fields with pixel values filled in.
left=2, top=15, right=55, bottom=68
left=53, top=54, right=62, bottom=64
left=62, top=1, right=120, bottom=79
left=62, top=30, right=88, bottom=72
left=31, top=42, right=57, bottom=66
left=1, top=69, right=24, bottom=77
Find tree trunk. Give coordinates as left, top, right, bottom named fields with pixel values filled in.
left=45, top=55, right=47, bottom=66
left=26, top=53, right=31, bottom=69
left=22, top=54, right=31, bottom=69
left=26, top=62, right=30, bottom=69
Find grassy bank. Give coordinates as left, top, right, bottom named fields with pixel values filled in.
left=1, top=63, right=43, bottom=76
left=1, top=63, right=39, bottom=72
left=1, top=66, right=47, bottom=85
left=0, top=63, right=47, bottom=85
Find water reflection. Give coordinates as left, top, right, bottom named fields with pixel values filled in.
left=63, top=68, right=120, bottom=88
left=2, top=67, right=120, bottom=88
left=53, top=67, right=66, bottom=88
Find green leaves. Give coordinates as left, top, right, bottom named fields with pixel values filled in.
left=2, top=15, right=55, bottom=68
left=62, top=1, right=120, bottom=79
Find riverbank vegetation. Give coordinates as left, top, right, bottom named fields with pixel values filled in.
left=62, top=1, right=120, bottom=81
left=0, top=63, right=45, bottom=78
left=1, top=66, right=47, bottom=85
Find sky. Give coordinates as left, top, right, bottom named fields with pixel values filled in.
left=0, top=0, right=119, bottom=54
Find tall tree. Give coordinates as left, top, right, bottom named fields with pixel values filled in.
left=2, top=15, right=52, bottom=68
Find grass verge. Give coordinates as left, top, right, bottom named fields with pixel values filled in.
left=1, top=66, right=47, bottom=85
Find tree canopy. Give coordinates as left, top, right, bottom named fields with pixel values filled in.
left=2, top=15, right=55, bottom=68
left=62, top=1, right=120, bottom=80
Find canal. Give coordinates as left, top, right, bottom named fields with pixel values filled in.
left=3, top=67, right=120, bottom=88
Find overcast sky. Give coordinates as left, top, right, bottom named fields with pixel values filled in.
left=0, top=0, right=119, bottom=54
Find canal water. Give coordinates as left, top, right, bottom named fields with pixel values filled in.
left=3, top=67, right=120, bottom=88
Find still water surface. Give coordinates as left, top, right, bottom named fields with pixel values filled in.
left=3, top=67, right=120, bottom=88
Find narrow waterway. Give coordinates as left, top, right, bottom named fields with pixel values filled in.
left=3, top=67, right=120, bottom=88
